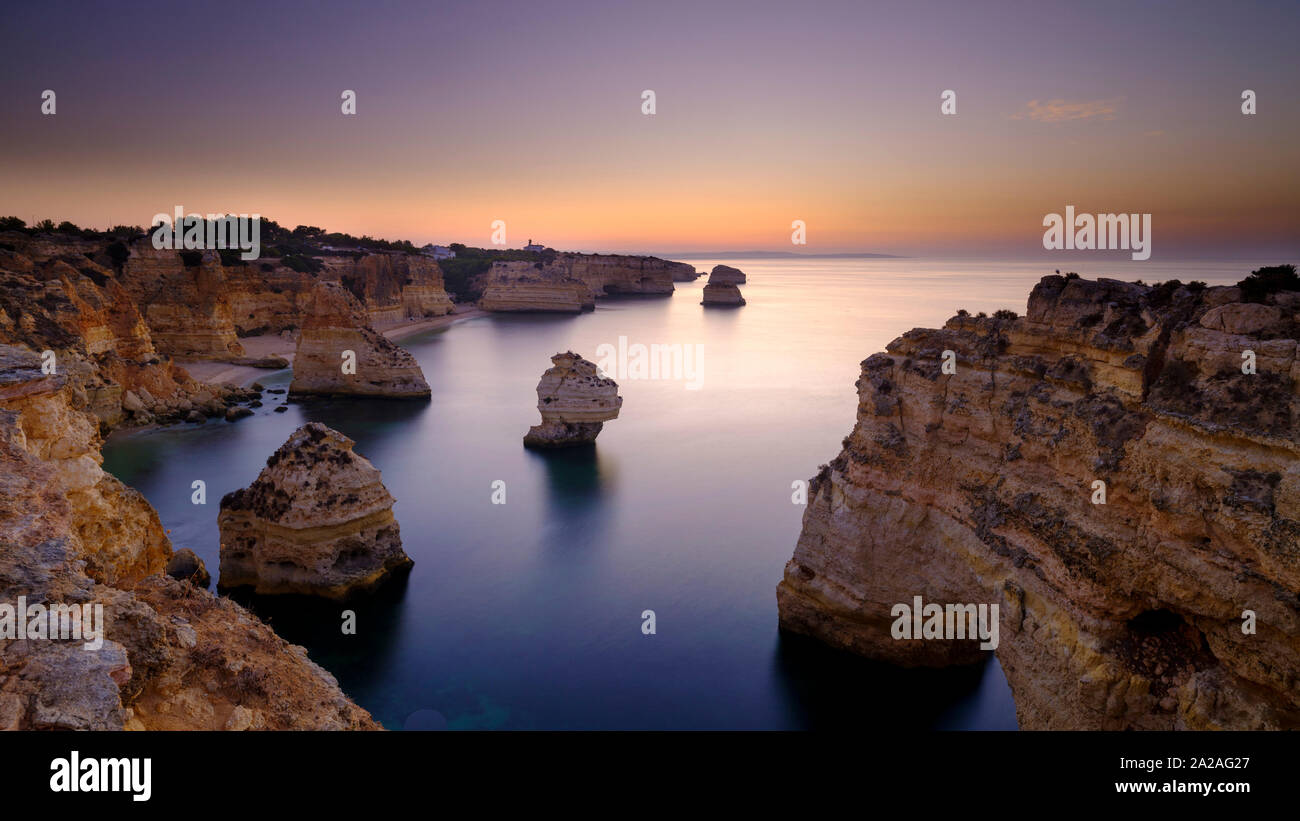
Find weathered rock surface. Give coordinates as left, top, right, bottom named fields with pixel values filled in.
left=478, top=264, right=595, bottom=313
left=778, top=274, right=1300, bottom=729
left=476, top=253, right=693, bottom=312
left=701, top=266, right=746, bottom=306
left=523, top=352, right=622, bottom=448
left=707, top=264, right=746, bottom=284
left=0, top=359, right=378, bottom=730
left=289, top=282, right=430, bottom=397
left=226, top=251, right=454, bottom=334
left=120, top=246, right=246, bottom=359
left=218, top=423, right=413, bottom=599
left=165, top=548, right=210, bottom=588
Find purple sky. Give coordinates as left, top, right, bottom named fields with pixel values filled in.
left=1, top=0, right=1296, bottom=258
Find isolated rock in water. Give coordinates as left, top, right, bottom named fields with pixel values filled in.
left=218, top=422, right=412, bottom=599
left=701, top=265, right=746, bottom=306
left=165, top=549, right=210, bottom=588
left=707, top=264, right=746, bottom=284
left=289, top=281, right=430, bottom=398
left=523, top=352, right=622, bottom=448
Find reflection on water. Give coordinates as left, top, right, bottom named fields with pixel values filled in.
left=103, top=258, right=1265, bottom=729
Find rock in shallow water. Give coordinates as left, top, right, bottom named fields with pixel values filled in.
left=523, top=352, right=622, bottom=448
left=217, top=422, right=412, bottom=599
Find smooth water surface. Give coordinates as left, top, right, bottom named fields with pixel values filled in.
left=103, top=257, right=1264, bottom=729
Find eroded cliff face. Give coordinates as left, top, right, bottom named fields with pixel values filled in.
left=0, top=356, right=379, bottom=730
left=120, top=246, right=246, bottom=359
left=0, top=248, right=242, bottom=428
left=226, top=251, right=455, bottom=335
left=778, top=275, right=1300, bottom=730
left=476, top=253, right=690, bottom=312
left=478, top=262, right=595, bottom=313
left=289, top=282, right=431, bottom=397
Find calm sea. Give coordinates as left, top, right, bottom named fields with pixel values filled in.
left=102, top=257, right=1269, bottom=729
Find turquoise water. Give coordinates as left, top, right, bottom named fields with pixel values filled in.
left=102, top=258, right=1267, bottom=729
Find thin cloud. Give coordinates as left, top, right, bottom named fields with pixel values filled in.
left=1012, top=98, right=1121, bottom=123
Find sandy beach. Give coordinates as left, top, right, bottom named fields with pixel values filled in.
left=177, top=307, right=487, bottom=387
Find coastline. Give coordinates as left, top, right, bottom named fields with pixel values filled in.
left=177, top=307, right=487, bottom=388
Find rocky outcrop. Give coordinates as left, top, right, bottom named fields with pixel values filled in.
left=0, top=356, right=378, bottom=730
left=289, top=282, right=430, bottom=397
left=120, top=245, right=245, bottom=359
left=476, top=253, right=693, bottom=312
left=226, top=251, right=454, bottom=335
left=523, top=352, right=622, bottom=448
left=778, top=274, right=1300, bottom=730
left=0, top=345, right=170, bottom=584
left=707, top=264, right=746, bottom=284
left=218, top=423, right=412, bottom=599
left=701, top=266, right=746, bottom=306
left=478, top=263, right=595, bottom=313
left=0, top=249, right=246, bottom=429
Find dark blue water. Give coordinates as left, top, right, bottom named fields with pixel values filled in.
left=110, top=258, right=1263, bottom=729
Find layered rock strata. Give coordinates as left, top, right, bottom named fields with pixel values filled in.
left=218, top=423, right=413, bottom=599
left=778, top=274, right=1300, bottom=730
left=476, top=253, right=694, bottom=312
left=701, top=265, right=747, bottom=306
left=478, top=263, right=595, bottom=313
left=707, top=264, right=746, bottom=284
left=0, top=355, right=378, bottom=730
left=289, top=282, right=430, bottom=397
left=523, top=352, right=622, bottom=448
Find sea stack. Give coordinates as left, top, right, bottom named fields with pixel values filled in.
left=289, top=281, right=430, bottom=398
left=523, top=352, right=622, bottom=448
left=701, top=265, right=746, bottom=306
left=218, top=422, right=412, bottom=599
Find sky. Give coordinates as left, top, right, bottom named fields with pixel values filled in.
left=1, top=0, right=1297, bottom=259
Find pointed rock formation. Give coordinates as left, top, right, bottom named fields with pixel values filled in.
left=701, top=265, right=746, bottom=306
left=523, top=352, right=622, bottom=448
left=218, top=423, right=412, bottom=599
left=289, top=281, right=430, bottom=398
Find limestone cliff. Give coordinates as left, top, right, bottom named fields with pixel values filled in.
left=120, top=245, right=246, bottom=359
left=523, top=352, right=622, bottom=448
left=478, top=263, right=595, bottom=313
left=778, top=274, right=1300, bottom=730
left=0, top=249, right=247, bottom=428
left=476, top=253, right=691, bottom=312
left=289, top=282, right=431, bottom=397
left=0, top=355, right=378, bottom=730
left=226, top=251, right=454, bottom=335
left=218, top=423, right=413, bottom=599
